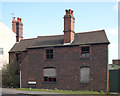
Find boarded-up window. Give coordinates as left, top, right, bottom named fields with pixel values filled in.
left=80, top=67, right=90, bottom=83
left=43, top=68, right=56, bottom=82
left=44, top=68, right=56, bottom=77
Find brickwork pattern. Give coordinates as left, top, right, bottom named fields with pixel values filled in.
left=10, top=44, right=109, bottom=92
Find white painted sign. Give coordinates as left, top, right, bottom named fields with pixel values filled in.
left=28, top=81, right=36, bottom=85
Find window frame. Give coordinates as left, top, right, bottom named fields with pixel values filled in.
left=43, top=76, right=56, bottom=83
left=45, top=48, right=54, bottom=60
left=16, top=53, right=22, bottom=62
left=80, top=46, right=90, bottom=58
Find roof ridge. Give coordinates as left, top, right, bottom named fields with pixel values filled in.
left=21, top=38, right=36, bottom=41
left=76, top=29, right=105, bottom=34
left=37, top=34, right=64, bottom=38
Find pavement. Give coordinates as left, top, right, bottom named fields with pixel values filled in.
left=2, top=88, right=60, bottom=95
left=1, top=88, right=120, bottom=96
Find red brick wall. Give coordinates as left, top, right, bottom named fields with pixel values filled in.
left=19, top=44, right=108, bottom=92
left=9, top=51, right=27, bottom=63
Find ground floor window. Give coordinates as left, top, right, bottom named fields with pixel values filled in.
left=44, top=77, right=56, bottom=82
left=80, top=67, right=90, bottom=83
left=43, top=68, right=56, bottom=83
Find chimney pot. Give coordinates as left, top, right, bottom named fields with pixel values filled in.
left=12, top=17, right=17, bottom=23
left=71, top=10, right=73, bottom=16
left=19, top=18, right=22, bottom=23
left=17, top=17, right=20, bottom=22
left=65, top=9, right=69, bottom=14
left=69, top=9, right=71, bottom=14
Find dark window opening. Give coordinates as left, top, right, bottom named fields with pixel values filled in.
left=43, top=76, right=56, bottom=83
left=81, top=47, right=90, bottom=58
left=46, top=49, right=53, bottom=59
left=16, top=53, right=22, bottom=62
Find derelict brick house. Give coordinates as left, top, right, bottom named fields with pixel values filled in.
left=9, top=9, right=110, bottom=92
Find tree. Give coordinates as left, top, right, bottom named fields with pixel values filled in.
left=2, top=62, right=20, bottom=88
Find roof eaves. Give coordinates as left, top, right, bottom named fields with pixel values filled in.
left=76, top=29, right=105, bottom=35
left=27, top=42, right=109, bottom=49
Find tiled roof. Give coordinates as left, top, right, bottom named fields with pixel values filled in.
left=9, top=38, right=35, bottom=52
left=9, top=29, right=110, bottom=52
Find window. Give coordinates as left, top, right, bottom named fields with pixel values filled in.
left=16, top=53, right=22, bottom=62
left=80, top=67, right=90, bottom=83
left=43, top=68, right=56, bottom=83
left=0, top=48, right=3, bottom=55
left=81, top=47, right=90, bottom=58
left=46, top=49, right=53, bottom=59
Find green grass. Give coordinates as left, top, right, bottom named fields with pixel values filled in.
left=16, top=88, right=105, bottom=94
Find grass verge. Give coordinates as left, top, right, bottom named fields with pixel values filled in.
left=16, top=88, right=104, bottom=94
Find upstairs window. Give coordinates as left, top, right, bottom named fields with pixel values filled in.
left=16, top=53, right=22, bottom=62
left=0, top=48, right=3, bottom=55
left=43, top=68, right=56, bottom=83
left=81, top=47, right=90, bottom=58
left=46, top=49, right=53, bottom=59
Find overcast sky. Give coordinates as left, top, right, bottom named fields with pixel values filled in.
left=1, top=1, right=118, bottom=63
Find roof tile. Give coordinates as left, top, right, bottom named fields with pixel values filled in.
left=9, top=30, right=109, bottom=52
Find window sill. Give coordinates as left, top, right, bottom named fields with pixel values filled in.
left=43, top=82, right=56, bottom=84
left=80, top=82, right=90, bottom=84
left=45, top=59, right=53, bottom=61
left=80, top=81, right=90, bottom=84
left=80, top=58, right=90, bottom=60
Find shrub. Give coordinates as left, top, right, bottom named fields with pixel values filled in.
left=2, top=62, right=20, bottom=88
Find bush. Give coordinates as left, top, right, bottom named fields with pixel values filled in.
left=2, top=62, right=20, bottom=88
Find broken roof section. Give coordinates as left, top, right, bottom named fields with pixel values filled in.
left=9, top=29, right=110, bottom=53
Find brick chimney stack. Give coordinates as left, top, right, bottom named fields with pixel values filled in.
left=12, top=17, right=17, bottom=34
left=16, top=17, right=23, bottom=42
left=63, top=9, right=75, bottom=43
left=12, top=17, right=23, bottom=42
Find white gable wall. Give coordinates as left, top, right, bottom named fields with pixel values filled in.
left=0, top=22, right=16, bottom=69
